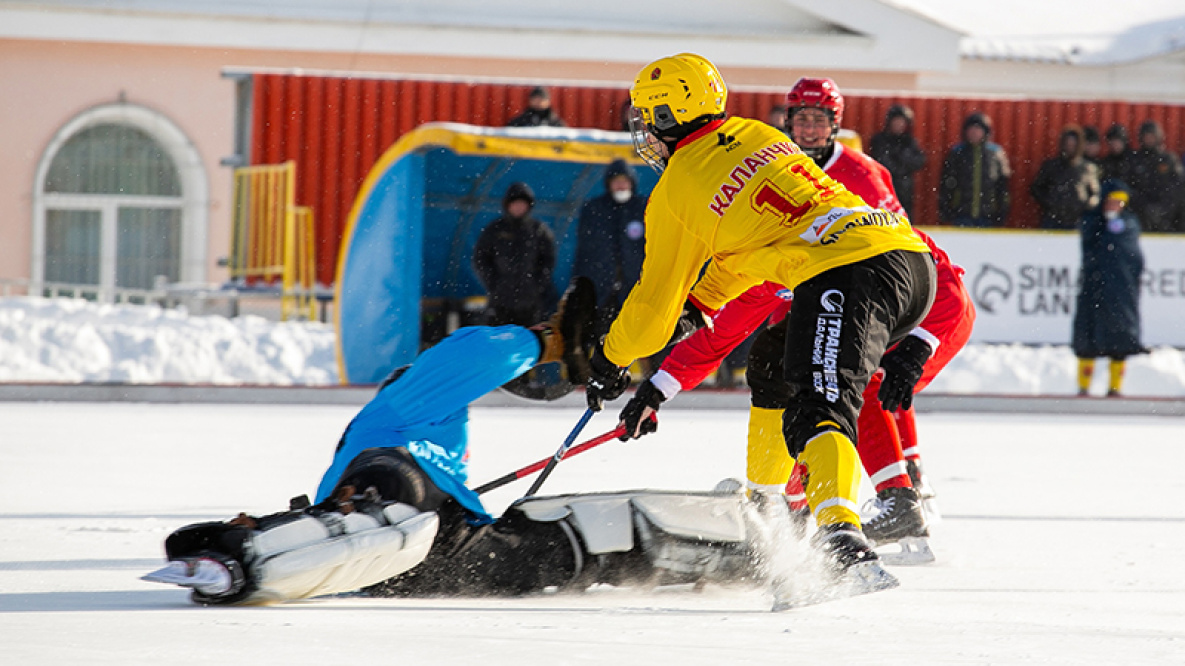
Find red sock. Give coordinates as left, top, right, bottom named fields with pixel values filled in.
left=894, top=407, right=921, bottom=462
left=785, top=463, right=809, bottom=513
left=858, top=374, right=911, bottom=492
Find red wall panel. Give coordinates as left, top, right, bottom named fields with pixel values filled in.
left=249, top=73, right=1185, bottom=286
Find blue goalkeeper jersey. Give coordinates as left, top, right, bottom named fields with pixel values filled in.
left=314, top=326, right=539, bottom=522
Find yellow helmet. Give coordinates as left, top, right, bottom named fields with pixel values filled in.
left=628, top=53, right=728, bottom=171
left=631, top=53, right=727, bottom=130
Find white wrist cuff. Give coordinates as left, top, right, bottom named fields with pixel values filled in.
left=650, top=370, right=683, bottom=401
left=909, top=327, right=941, bottom=354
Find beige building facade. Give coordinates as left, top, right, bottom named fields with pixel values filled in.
left=1, top=0, right=1181, bottom=293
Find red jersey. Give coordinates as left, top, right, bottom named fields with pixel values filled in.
left=652, top=143, right=974, bottom=399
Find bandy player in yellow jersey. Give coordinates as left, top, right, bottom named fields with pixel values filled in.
left=582, top=53, right=936, bottom=607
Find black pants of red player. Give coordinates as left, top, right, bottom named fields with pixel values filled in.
left=746, top=249, right=936, bottom=458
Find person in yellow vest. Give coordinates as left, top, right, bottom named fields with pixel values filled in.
left=582, top=53, right=935, bottom=606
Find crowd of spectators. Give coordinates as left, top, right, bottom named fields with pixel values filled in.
left=463, top=86, right=1180, bottom=391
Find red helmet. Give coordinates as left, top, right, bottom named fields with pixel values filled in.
left=785, top=77, right=844, bottom=126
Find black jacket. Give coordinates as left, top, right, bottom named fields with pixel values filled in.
left=1072, top=182, right=1145, bottom=358
left=1126, top=148, right=1185, bottom=232
left=869, top=116, right=926, bottom=219
left=1030, top=156, right=1100, bottom=230
left=506, top=108, right=566, bottom=128
left=472, top=210, right=557, bottom=325
left=572, top=159, right=648, bottom=318
left=938, top=141, right=1012, bottom=225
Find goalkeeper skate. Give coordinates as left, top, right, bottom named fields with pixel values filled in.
left=770, top=522, right=898, bottom=610
left=861, top=486, right=934, bottom=565
left=141, top=486, right=439, bottom=605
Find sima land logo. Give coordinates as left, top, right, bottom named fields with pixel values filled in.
left=972, top=264, right=1012, bottom=314
left=971, top=263, right=1077, bottom=316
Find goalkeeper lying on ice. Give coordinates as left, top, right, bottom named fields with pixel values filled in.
left=142, top=278, right=777, bottom=605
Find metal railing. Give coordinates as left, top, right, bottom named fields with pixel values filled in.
left=229, top=161, right=317, bottom=320
left=0, top=278, right=167, bottom=305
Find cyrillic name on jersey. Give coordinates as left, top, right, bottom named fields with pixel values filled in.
left=708, top=141, right=801, bottom=217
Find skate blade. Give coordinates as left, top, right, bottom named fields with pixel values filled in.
left=878, top=536, right=936, bottom=566
left=142, top=559, right=230, bottom=593
left=770, top=561, right=899, bottom=611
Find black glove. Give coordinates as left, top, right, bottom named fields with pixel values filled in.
left=666, top=299, right=712, bottom=348
left=878, top=335, right=933, bottom=412
left=618, top=380, right=664, bottom=440
left=586, top=345, right=630, bottom=412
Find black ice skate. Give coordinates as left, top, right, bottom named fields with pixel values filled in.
left=770, top=523, right=898, bottom=610
left=862, top=486, right=934, bottom=566
left=906, top=458, right=942, bottom=521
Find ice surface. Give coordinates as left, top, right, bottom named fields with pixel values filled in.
left=2, top=404, right=1183, bottom=664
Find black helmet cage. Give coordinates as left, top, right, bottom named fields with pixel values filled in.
left=629, top=105, right=669, bottom=174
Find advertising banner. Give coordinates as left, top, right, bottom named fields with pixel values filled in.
left=924, top=228, right=1185, bottom=347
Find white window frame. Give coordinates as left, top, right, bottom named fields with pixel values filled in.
left=32, top=103, right=209, bottom=297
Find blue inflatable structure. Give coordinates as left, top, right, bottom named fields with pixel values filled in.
left=334, top=122, right=657, bottom=384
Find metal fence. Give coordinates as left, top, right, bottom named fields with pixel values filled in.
left=229, top=160, right=317, bottom=320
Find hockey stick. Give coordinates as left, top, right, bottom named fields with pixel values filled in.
left=522, top=408, right=595, bottom=498
left=473, top=423, right=626, bottom=495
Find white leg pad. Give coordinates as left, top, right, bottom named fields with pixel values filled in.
left=243, top=506, right=438, bottom=604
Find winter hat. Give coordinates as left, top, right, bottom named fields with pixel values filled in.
left=1060, top=125, right=1084, bottom=158
left=529, top=86, right=550, bottom=101
left=1105, top=123, right=1129, bottom=144
left=503, top=182, right=536, bottom=210
left=602, top=158, right=638, bottom=190
left=885, top=104, right=914, bottom=125
left=1138, top=120, right=1164, bottom=141
left=1082, top=125, right=1100, bottom=144
left=963, top=112, right=992, bottom=135
left=1099, top=179, right=1131, bottom=208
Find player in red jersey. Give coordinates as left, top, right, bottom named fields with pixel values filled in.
left=619, top=78, right=975, bottom=562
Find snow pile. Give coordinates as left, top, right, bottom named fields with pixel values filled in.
left=926, top=343, right=1185, bottom=397
left=0, top=296, right=1183, bottom=396
left=0, top=297, right=337, bottom=385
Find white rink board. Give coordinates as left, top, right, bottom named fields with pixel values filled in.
left=925, top=228, right=1185, bottom=347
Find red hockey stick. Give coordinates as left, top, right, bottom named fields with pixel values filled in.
left=473, top=423, right=626, bottom=495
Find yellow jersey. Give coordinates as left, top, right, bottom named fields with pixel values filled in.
left=603, top=116, right=930, bottom=367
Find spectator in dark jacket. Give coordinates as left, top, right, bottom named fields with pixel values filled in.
left=506, top=86, right=566, bottom=128
left=1100, top=124, right=1133, bottom=185
left=1072, top=182, right=1146, bottom=397
left=869, top=104, right=926, bottom=219
left=1030, top=125, right=1100, bottom=230
left=1126, top=120, right=1185, bottom=232
left=572, top=159, right=647, bottom=335
left=472, top=182, right=557, bottom=326
left=1082, top=125, right=1102, bottom=166
left=938, top=112, right=1012, bottom=227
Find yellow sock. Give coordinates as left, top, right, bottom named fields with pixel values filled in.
left=798, top=430, right=863, bottom=527
left=1077, top=358, right=1094, bottom=394
left=1109, top=360, right=1126, bottom=394
left=746, top=406, right=794, bottom=494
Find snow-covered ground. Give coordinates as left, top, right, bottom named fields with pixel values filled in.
left=2, top=296, right=1184, bottom=397
left=1, top=404, right=1183, bottom=664
left=0, top=297, right=336, bottom=385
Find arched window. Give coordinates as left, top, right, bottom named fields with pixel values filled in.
left=33, top=103, right=208, bottom=299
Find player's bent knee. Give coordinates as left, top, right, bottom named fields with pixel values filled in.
left=782, top=407, right=848, bottom=458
